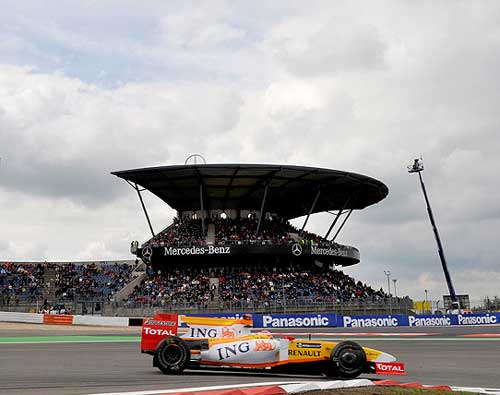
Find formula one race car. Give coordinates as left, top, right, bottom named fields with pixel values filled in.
left=141, top=313, right=406, bottom=379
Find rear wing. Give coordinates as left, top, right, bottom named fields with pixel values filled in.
left=141, top=313, right=179, bottom=353
left=141, top=313, right=253, bottom=353
left=180, top=315, right=253, bottom=339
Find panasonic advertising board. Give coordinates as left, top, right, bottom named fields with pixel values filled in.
left=178, top=312, right=500, bottom=328
left=341, top=314, right=408, bottom=328
left=340, top=313, right=500, bottom=328
left=255, top=313, right=337, bottom=328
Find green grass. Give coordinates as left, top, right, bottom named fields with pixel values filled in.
left=0, top=335, right=140, bottom=344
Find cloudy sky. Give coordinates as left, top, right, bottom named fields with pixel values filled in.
left=1, top=0, right=499, bottom=303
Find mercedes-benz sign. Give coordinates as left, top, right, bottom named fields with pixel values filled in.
left=291, top=243, right=303, bottom=256
left=141, top=246, right=153, bottom=263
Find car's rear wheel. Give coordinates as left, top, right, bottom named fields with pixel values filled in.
left=324, top=341, right=366, bottom=379
left=155, top=336, right=190, bottom=374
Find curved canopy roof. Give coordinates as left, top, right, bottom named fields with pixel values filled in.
left=112, top=164, right=388, bottom=220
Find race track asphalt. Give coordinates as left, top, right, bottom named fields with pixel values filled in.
left=0, top=324, right=499, bottom=395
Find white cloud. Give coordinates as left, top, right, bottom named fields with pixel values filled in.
left=0, top=2, right=500, bottom=301
left=269, top=17, right=387, bottom=76
left=160, top=6, right=246, bottom=50
left=0, top=65, right=242, bottom=204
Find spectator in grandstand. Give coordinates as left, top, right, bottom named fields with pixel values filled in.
left=151, top=217, right=204, bottom=247
left=0, top=262, right=46, bottom=305
left=214, top=217, right=296, bottom=245
left=55, top=262, right=133, bottom=302
left=125, top=268, right=210, bottom=308
left=122, top=262, right=390, bottom=310
left=146, top=215, right=349, bottom=250
left=0, top=261, right=135, bottom=309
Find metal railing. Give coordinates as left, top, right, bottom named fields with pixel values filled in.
left=0, top=298, right=107, bottom=315
left=103, top=297, right=414, bottom=317
left=3, top=298, right=497, bottom=317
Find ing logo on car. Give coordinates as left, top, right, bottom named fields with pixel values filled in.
left=216, top=342, right=251, bottom=360
left=222, top=327, right=236, bottom=338
left=254, top=340, right=276, bottom=351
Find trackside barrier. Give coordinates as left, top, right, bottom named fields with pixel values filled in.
left=339, top=313, right=500, bottom=328
left=0, top=312, right=130, bottom=327
left=340, top=314, right=407, bottom=328
left=72, top=315, right=129, bottom=327
left=1, top=311, right=500, bottom=328
left=0, top=312, right=44, bottom=324
left=43, top=314, right=74, bottom=325
left=177, top=312, right=500, bottom=328
left=0, top=312, right=130, bottom=326
left=256, top=313, right=338, bottom=328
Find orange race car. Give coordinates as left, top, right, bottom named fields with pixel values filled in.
left=141, top=313, right=406, bottom=379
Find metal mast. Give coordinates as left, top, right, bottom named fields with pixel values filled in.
left=408, top=158, right=458, bottom=303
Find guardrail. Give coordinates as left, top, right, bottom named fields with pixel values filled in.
left=2, top=311, right=499, bottom=328
left=0, top=312, right=131, bottom=326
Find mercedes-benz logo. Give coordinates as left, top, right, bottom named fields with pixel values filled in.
left=141, top=246, right=153, bottom=262
left=291, top=243, right=303, bottom=256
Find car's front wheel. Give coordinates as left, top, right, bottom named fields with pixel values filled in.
left=324, top=341, right=367, bottom=379
left=155, top=336, right=191, bottom=374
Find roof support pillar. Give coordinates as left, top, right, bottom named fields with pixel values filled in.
left=299, top=189, right=321, bottom=236
left=332, top=209, right=353, bottom=242
left=134, top=183, right=155, bottom=238
left=324, top=198, right=350, bottom=239
left=255, top=183, right=269, bottom=236
left=199, top=184, right=206, bottom=237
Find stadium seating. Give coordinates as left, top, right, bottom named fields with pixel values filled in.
left=0, top=262, right=134, bottom=308
left=122, top=263, right=388, bottom=309
left=55, top=263, right=134, bottom=301
left=0, top=262, right=46, bottom=305
left=150, top=217, right=205, bottom=246
left=125, top=268, right=210, bottom=308
left=1, top=259, right=397, bottom=314
left=120, top=217, right=389, bottom=309
left=0, top=217, right=386, bottom=312
left=147, top=217, right=339, bottom=247
left=214, top=217, right=295, bottom=245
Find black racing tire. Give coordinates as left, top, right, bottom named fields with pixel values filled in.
left=324, top=341, right=367, bottom=379
left=155, top=336, right=191, bottom=374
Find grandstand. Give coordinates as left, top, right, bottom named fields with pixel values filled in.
left=0, top=260, right=137, bottom=314
left=108, top=163, right=411, bottom=315
left=0, top=262, right=47, bottom=305
left=54, top=262, right=134, bottom=301
left=1, top=163, right=415, bottom=316
left=123, top=263, right=390, bottom=310
left=113, top=163, right=389, bottom=269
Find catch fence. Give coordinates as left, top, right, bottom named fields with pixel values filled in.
left=2, top=298, right=496, bottom=317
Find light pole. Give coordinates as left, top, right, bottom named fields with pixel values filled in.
left=392, top=279, right=398, bottom=298
left=384, top=270, right=392, bottom=314
left=425, top=289, right=429, bottom=313
left=408, top=158, right=458, bottom=303
left=384, top=270, right=391, bottom=295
